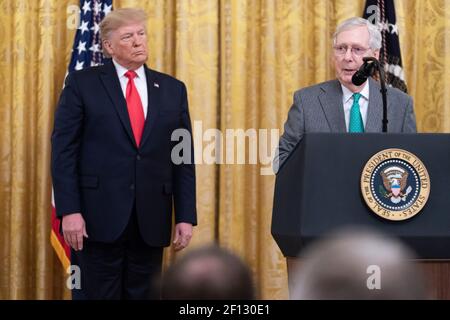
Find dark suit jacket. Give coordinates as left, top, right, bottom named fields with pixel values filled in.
left=51, top=60, right=197, bottom=247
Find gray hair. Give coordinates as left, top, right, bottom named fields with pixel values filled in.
left=333, top=17, right=382, bottom=50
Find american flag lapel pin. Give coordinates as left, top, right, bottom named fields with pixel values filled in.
left=154, top=82, right=159, bottom=88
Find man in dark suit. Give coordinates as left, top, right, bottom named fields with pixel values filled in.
left=51, top=8, right=196, bottom=299
left=275, top=17, right=417, bottom=173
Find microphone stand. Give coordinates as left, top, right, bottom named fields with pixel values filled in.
left=379, top=61, right=388, bottom=133
left=362, top=57, right=388, bottom=132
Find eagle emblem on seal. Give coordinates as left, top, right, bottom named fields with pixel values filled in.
left=380, top=166, right=412, bottom=204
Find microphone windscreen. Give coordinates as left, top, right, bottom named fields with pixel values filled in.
left=352, top=71, right=367, bottom=86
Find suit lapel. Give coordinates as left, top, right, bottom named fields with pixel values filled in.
left=139, top=66, right=162, bottom=148
left=365, top=77, right=383, bottom=132
left=318, top=80, right=347, bottom=132
left=100, top=60, right=136, bottom=147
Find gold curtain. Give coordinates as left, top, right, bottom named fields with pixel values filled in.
left=1, top=0, right=449, bottom=299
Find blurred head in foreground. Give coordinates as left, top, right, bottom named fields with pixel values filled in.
left=161, top=245, right=255, bottom=300
left=292, top=227, right=427, bottom=300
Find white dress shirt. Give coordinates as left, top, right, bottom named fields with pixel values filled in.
left=341, top=81, right=369, bottom=132
left=112, top=59, right=148, bottom=118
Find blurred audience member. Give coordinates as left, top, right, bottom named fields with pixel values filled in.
left=161, top=245, right=255, bottom=300
left=291, top=227, right=427, bottom=300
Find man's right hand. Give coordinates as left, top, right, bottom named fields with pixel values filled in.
left=62, top=213, right=88, bottom=251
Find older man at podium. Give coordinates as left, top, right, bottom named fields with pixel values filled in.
left=275, top=17, right=416, bottom=173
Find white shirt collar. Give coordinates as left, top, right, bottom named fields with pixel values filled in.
left=112, top=59, right=146, bottom=79
left=341, top=80, right=370, bottom=103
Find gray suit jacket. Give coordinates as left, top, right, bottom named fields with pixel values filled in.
left=275, top=78, right=417, bottom=172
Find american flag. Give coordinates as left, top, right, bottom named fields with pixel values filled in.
left=363, top=0, right=408, bottom=93
left=69, top=0, right=113, bottom=71
left=51, top=0, right=113, bottom=270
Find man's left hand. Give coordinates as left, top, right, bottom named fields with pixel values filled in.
left=173, top=222, right=193, bottom=251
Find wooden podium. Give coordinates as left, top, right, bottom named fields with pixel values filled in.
left=272, top=133, right=450, bottom=299
left=286, top=258, right=450, bottom=299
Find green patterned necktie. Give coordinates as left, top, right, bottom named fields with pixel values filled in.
left=349, top=92, right=364, bottom=133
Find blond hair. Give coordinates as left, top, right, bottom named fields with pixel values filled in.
left=100, top=8, right=147, bottom=57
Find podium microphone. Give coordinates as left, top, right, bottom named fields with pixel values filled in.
left=351, top=57, right=377, bottom=86
left=351, top=56, right=388, bottom=132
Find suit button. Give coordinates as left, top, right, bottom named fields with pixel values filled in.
left=136, top=155, right=141, bottom=160
left=130, top=184, right=135, bottom=190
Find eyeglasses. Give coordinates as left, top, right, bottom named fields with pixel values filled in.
left=333, top=45, right=370, bottom=57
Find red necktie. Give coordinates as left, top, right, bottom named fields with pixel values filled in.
left=125, top=70, right=145, bottom=147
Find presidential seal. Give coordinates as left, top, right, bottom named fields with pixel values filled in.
left=361, top=149, right=430, bottom=221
